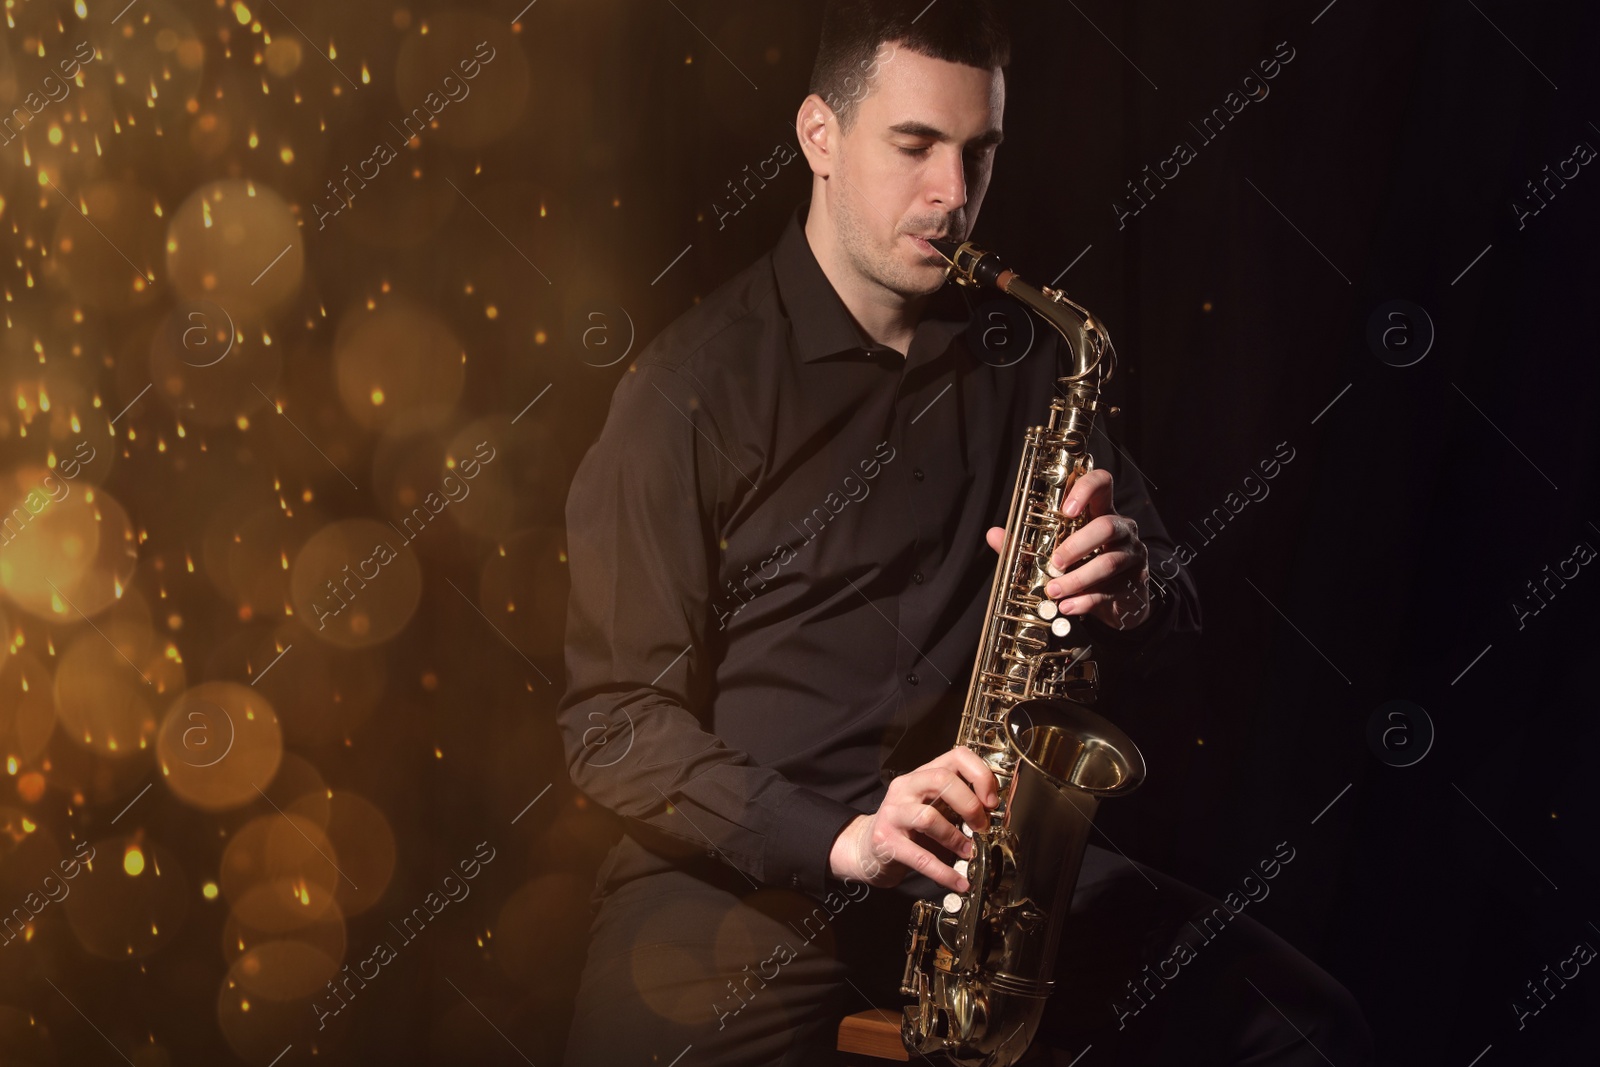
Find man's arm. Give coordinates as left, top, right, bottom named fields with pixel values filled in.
left=1068, top=416, right=1201, bottom=659
left=558, top=361, right=860, bottom=896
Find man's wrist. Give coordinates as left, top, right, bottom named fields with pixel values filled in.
left=828, top=814, right=868, bottom=880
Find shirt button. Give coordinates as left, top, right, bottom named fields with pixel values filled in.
left=912, top=468, right=925, bottom=481
left=912, top=571, right=924, bottom=584
left=906, top=673, right=919, bottom=686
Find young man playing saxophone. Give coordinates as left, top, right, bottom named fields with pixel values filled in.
left=558, top=1, right=1376, bottom=1062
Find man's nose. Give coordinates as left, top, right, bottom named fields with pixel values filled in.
left=927, top=148, right=968, bottom=213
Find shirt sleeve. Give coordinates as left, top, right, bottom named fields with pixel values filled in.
left=558, top=360, right=861, bottom=897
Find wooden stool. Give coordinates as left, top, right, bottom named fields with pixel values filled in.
left=836, top=1007, right=909, bottom=1062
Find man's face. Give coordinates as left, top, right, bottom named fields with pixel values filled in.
left=827, top=46, right=1004, bottom=299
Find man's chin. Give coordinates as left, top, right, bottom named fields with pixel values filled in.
left=909, top=257, right=953, bottom=291
left=881, top=273, right=949, bottom=302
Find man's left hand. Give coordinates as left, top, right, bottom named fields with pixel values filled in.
left=984, top=468, right=1152, bottom=631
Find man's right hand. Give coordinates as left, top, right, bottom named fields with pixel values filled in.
left=828, top=746, right=1000, bottom=893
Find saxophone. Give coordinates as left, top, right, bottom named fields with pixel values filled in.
left=897, top=238, right=1147, bottom=1066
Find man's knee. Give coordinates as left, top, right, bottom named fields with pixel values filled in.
left=1250, top=965, right=1375, bottom=1066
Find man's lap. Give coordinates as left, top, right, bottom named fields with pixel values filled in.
left=563, top=845, right=1374, bottom=1066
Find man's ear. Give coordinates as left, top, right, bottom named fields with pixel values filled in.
left=796, top=93, right=837, bottom=178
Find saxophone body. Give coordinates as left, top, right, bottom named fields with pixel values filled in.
left=898, top=239, right=1147, bottom=1066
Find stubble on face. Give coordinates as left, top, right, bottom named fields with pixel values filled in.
left=831, top=168, right=961, bottom=301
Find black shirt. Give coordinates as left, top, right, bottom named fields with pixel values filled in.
left=558, top=198, right=1200, bottom=902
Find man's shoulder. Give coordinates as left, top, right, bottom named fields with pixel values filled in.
left=631, top=249, right=785, bottom=386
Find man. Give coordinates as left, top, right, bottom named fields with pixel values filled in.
left=558, top=1, right=1375, bottom=1063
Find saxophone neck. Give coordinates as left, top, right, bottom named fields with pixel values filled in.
left=928, top=237, right=1116, bottom=391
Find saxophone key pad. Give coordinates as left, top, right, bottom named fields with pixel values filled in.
left=1036, top=599, right=1059, bottom=620
left=1052, top=617, right=1072, bottom=638
left=943, top=892, right=964, bottom=914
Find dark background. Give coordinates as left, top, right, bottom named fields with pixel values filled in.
left=1, top=0, right=1596, bottom=1064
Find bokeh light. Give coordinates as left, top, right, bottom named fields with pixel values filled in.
left=62, top=833, right=188, bottom=959
left=288, top=518, right=423, bottom=648
left=0, top=472, right=139, bottom=622
left=165, top=179, right=304, bottom=325
left=0, top=3, right=579, bottom=1059
left=333, top=303, right=465, bottom=433
left=157, top=682, right=283, bottom=811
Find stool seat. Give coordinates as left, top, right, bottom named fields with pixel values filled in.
left=836, top=1008, right=909, bottom=1061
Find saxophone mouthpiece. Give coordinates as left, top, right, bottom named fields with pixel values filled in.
left=927, top=237, right=1010, bottom=290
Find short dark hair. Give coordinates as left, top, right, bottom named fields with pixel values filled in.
left=808, top=0, right=1011, bottom=134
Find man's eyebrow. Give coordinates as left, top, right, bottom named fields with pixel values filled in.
left=887, top=120, right=1004, bottom=148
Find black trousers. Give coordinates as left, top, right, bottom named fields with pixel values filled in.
left=563, top=844, right=1376, bottom=1066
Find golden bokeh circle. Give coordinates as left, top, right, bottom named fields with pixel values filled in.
left=229, top=939, right=340, bottom=1003
left=165, top=180, right=304, bottom=324
left=0, top=471, right=138, bottom=622
left=53, top=631, right=163, bottom=758
left=51, top=586, right=183, bottom=758
left=220, top=812, right=342, bottom=920
left=62, top=834, right=189, bottom=960
left=264, top=37, right=303, bottom=78
left=333, top=303, right=465, bottom=433
left=287, top=791, right=394, bottom=918
left=288, top=519, right=423, bottom=648
left=157, top=683, right=283, bottom=811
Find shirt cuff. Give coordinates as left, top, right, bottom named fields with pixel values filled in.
left=1074, top=575, right=1178, bottom=658
left=763, top=785, right=862, bottom=898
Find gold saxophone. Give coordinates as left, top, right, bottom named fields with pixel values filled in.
left=898, top=238, right=1147, bottom=1066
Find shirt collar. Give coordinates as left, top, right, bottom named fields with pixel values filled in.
left=772, top=198, right=975, bottom=364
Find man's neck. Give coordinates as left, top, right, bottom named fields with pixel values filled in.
left=804, top=206, right=928, bottom=358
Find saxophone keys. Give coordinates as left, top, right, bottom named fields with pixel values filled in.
left=942, top=892, right=964, bottom=913
left=953, top=859, right=969, bottom=877
left=1052, top=617, right=1072, bottom=638
left=1036, top=599, right=1058, bottom=620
